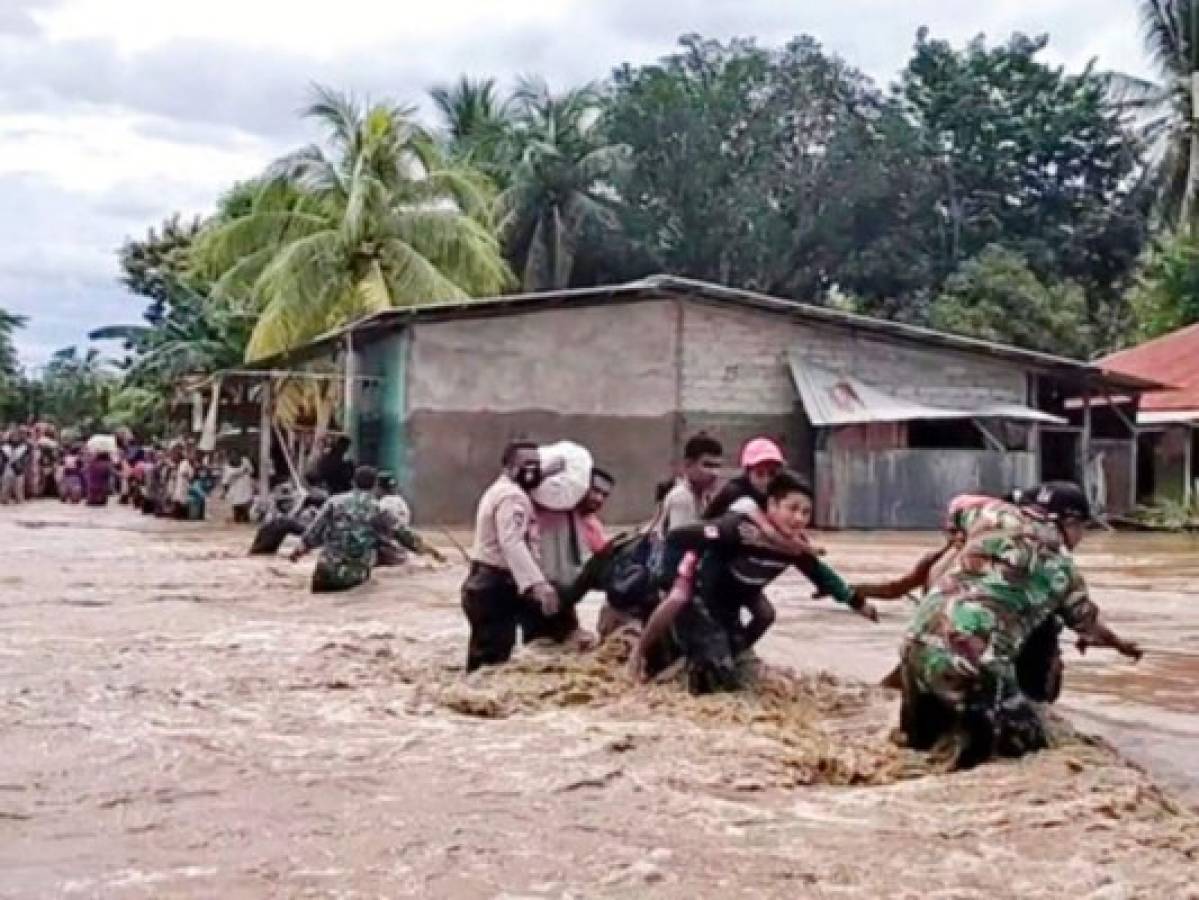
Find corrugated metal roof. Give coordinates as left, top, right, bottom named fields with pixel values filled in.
left=1101, top=324, right=1199, bottom=417
left=788, top=354, right=1067, bottom=427
left=240, top=275, right=1165, bottom=393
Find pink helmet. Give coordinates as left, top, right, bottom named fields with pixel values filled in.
left=740, top=437, right=784, bottom=469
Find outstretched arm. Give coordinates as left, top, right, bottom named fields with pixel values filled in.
left=797, top=555, right=877, bottom=622
left=1059, top=568, right=1142, bottom=661
left=384, top=518, right=446, bottom=563
left=854, top=539, right=958, bottom=600
left=1074, top=619, right=1143, bottom=660
left=290, top=497, right=332, bottom=561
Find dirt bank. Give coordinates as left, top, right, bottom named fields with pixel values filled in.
left=0, top=504, right=1195, bottom=897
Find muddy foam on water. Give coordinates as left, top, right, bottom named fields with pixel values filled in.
left=416, top=627, right=1172, bottom=796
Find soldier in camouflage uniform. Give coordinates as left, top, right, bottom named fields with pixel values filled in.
left=291, top=466, right=442, bottom=592
left=899, top=482, right=1142, bottom=768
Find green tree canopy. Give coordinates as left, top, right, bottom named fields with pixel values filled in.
left=194, top=86, right=512, bottom=361
left=430, top=76, right=512, bottom=184
left=604, top=35, right=889, bottom=298
left=498, top=78, right=628, bottom=291
left=118, top=214, right=205, bottom=326
left=930, top=245, right=1093, bottom=358
left=898, top=32, right=1150, bottom=343
left=1130, top=231, right=1199, bottom=339
left=32, top=347, right=117, bottom=433
left=104, top=210, right=249, bottom=421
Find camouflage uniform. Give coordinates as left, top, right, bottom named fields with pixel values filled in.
left=300, top=490, right=394, bottom=592
left=901, top=498, right=1100, bottom=758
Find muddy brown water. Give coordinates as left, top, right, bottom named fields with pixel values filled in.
left=1, top=503, right=1196, bottom=898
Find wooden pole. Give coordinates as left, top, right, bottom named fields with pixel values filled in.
left=343, top=333, right=355, bottom=454
left=1130, top=426, right=1140, bottom=511
left=258, top=377, right=272, bottom=500
left=1081, top=384, right=1092, bottom=500
left=1030, top=422, right=1042, bottom=484
left=1186, top=424, right=1195, bottom=507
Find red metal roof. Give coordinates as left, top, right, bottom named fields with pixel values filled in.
left=1101, top=324, right=1199, bottom=413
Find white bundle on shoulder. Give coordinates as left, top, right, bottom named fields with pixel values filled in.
left=531, top=441, right=593, bottom=511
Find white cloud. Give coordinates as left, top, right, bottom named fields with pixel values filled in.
left=38, top=0, right=577, bottom=54
left=0, top=0, right=1155, bottom=366
left=0, top=111, right=273, bottom=195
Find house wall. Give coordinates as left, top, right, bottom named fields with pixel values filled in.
left=678, top=302, right=1035, bottom=527
left=1092, top=439, right=1134, bottom=517
left=364, top=296, right=1063, bottom=527
left=1154, top=425, right=1192, bottom=503
left=818, top=449, right=1038, bottom=528
left=679, top=302, right=1026, bottom=415
left=355, top=331, right=410, bottom=484
left=403, top=299, right=679, bottom=523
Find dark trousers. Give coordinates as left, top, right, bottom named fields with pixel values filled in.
left=673, top=598, right=742, bottom=694
left=1016, top=617, right=1064, bottom=703
left=250, top=518, right=302, bottom=555
left=232, top=503, right=250, bottom=524
left=461, top=563, right=579, bottom=672
left=899, top=662, right=1050, bottom=770
left=311, top=560, right=367, bottom=594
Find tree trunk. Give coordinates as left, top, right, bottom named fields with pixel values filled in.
left=1184, top=126, right=1199, bottom=234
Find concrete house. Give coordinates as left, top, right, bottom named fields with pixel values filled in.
left=258, top=276, right=1156, bottom=526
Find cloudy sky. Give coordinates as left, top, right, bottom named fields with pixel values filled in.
left=1, top=0, right=1151, bottom=366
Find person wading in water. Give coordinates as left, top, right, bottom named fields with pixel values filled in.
left=896, top=482, right=1143, bottom=769
left=460, top=441, right=591, bottom=672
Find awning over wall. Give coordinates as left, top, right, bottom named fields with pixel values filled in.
left=1138, top=410, right=1199, bottom=426
left=787, top=353, right=1067, bottom=427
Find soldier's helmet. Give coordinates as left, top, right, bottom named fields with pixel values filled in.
left=1031, top=481, right=1092, bottom=522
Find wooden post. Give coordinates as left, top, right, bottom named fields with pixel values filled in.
left=1029, top=422, right=1042, bottom=484
left=1129, top=426, right=1139, bottom=511
left=258, top=377, right=272, bottom=500
left=1186, top=424, right=1195, bottom=507
left=343, top=333, right=355, bottom=453
left=1028, top=373, right=1042, bottom=485
left=1080, top=384, right=1092, bottom=499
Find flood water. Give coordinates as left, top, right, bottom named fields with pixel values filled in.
left=763, top=530, right=1199, bottom=806
left=0, top=503, right=1196, bottom=897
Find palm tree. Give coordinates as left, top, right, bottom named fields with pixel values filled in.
left=40, top=347, right=114, bottom=430
left=0, top=308, right=26, bottom=381
left=430, top=76, right=511, bottom=180
left=194, top=85, right=512, bottom=361
left=497, top=78, right=628, bottom=291
left=1112, top=1, right=1199, bottom=229
left=91, top=277, right=249, bottom=386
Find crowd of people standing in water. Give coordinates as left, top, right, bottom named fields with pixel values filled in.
left=1, top=420, right=1147, bottom=771
left=0, top=423, right=257, bottom=519
left=1, top=423, right=132, bottom=507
